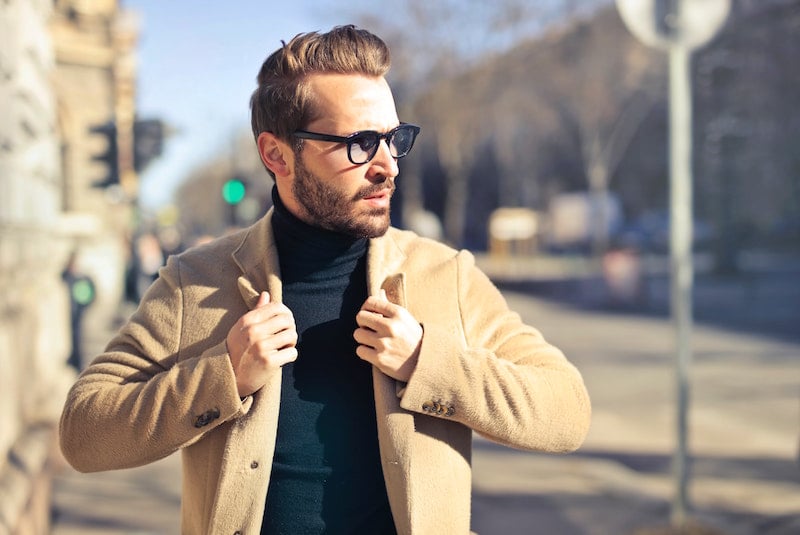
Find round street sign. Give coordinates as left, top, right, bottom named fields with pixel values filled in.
left=616, top=0, right=731, bottom=50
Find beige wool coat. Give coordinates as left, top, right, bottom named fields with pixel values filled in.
left=59, top=210, right=591, bottom=534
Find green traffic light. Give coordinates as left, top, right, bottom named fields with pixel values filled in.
left=71, top=279, right=95, bottom=306
left=222, top=179, right=246, bottom=204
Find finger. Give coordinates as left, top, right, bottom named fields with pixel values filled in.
left=256, top=291, right=270, bottom=307
left=355, top=309, right=388, bottom=332
left=273, top=347, right=298, bottom=366
left=249, top=345, right=298, bottom=369
left=269, top=327, right=298, bottom=351
left=353, top=326, right=377, bottom=348
left=243, top=302, right=295, bottom=329
left=361, top=295, right=396, bottom=317
left=243, top=316, right=296, bottom=348
left=355, top=344, right=377, bottom=364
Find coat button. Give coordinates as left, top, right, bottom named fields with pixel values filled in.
left=193, top=407, right=220, bottom=428
left=423, top=400, right=455, bottom=416
left=250, top=461, right=259, bottom=469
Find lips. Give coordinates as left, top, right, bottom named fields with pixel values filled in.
left=360, top=186, right=393, bottom=210
left=364, top=189, right=391, bottom=200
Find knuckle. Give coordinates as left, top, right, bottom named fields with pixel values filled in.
left=253, top=339, right=273, bottom=355
left=241, top=331, right=254, bottom=347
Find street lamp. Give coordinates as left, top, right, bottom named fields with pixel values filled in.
left=615, top=0, right=730, bottom=528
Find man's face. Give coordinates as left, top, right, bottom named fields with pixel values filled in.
left=282, top=73, right=401, bottom=238
left=291, top=149, right=396, bottom=238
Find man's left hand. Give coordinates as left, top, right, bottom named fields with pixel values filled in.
left=354, top=290, right=422, bottom=382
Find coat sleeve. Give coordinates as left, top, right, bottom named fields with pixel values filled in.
left=399, top=250, right=591, bottom=453
left=59, top=255, right=251, bottom=473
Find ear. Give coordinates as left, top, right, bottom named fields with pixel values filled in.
left=257, top=132, right=292, bottom=178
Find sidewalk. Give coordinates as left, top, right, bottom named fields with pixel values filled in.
left=51, top=455, right=181, bottom=535
left=51, top=302, right=182, bottom=535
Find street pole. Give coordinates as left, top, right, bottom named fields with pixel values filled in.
left=668, top=42, right=693, bottom=527
left=615, top=0, right=730, bottom=528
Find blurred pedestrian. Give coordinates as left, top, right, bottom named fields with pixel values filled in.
left=59, top=25, right=591, bottom=534
left=61, top=250, right=95, bottom=370
left=602, top=244, right=645, bottom=307
left=135, top=232, right=165, bottom=296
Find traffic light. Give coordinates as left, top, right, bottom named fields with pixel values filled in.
left=222, top=178, right=247, bottom=227
left=89, top=121, right=119, bottom=188
left=133, top=118, right=165, bottom=172
left=222, top=178, right=246, bottom=205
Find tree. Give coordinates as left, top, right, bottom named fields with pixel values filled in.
left=358, top=0, right=607, bottom=246
left=404, top=4, right=664, bottom=248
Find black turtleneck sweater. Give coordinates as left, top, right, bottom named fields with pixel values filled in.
left=261, top=189, right=395, bottom=535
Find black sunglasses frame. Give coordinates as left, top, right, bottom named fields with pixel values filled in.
left=293, top=123, right=421, bottom=165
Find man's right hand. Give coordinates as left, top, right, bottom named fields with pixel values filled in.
left=226, top=291, right=298, bottom=397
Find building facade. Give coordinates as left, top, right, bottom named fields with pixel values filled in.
left=0, top=0, right=139, bottom=532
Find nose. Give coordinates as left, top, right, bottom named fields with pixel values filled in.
left=367, top=138, right=399, bottom=181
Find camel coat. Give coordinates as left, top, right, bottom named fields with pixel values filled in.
left=59, top=210, right=591, bottom=534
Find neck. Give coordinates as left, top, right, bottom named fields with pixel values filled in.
left=271, top=186, right=367, bottom=273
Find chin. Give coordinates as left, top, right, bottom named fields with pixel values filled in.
left=347, top=212, right=391, bottom=238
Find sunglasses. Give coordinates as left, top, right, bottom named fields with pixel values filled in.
left=293, top=123, right=421, bottom=165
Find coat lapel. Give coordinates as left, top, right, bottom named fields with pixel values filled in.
left=367, top=231, right=474, bottom=534
left=233, top=209, right=283, bottom=306
left=366, top=233, right=420, bottom=534
left=210, top=212, right=285, bottom=532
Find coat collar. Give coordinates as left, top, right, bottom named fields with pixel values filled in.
left=367, top=227, right=408, bottom=302
left=232, top=209, right=282, bottom=309
left=232, top=208, right=409, bottom=308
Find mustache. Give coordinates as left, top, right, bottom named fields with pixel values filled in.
left=355, top=179, right=395, bottom=200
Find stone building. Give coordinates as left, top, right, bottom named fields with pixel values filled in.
left=0, top=0, right=139, bottom=532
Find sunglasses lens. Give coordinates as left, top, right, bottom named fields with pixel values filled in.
left=348, top=133, right=380, bottom=164
left=390, top=125, right=417, bottom=157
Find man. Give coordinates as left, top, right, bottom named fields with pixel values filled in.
left=60, top=25, right=590, bottom=534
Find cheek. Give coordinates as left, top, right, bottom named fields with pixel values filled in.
left=316, top=161, right=366, bottom=192
left=305, top=148, right=359, bottom=178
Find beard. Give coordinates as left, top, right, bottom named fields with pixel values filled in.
left=291, top=155, right=394, bottom=238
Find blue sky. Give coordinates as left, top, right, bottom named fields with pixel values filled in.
left=125, top=0, right=363, bottom=209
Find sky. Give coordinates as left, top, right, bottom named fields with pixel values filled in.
left=124, top=0, right=364, bottom=210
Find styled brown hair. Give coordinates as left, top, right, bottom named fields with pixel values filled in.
left=249, top=25, right=391, bottom=145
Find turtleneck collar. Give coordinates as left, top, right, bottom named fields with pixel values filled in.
left=270, top=186, right=368, bottom=268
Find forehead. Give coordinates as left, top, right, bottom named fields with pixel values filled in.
left=306, top=73, right=398, bottom=132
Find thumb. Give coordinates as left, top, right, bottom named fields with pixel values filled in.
left=256, top=291, right=270, bottom=307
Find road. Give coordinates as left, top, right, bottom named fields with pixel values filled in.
left=51, top=262, right=800, bottom=534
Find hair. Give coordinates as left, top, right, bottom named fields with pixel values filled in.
left=249, top=25, right=391, bottom=148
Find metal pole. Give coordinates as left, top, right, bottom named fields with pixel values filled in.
left=668, top=41, right=694, bottom=528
